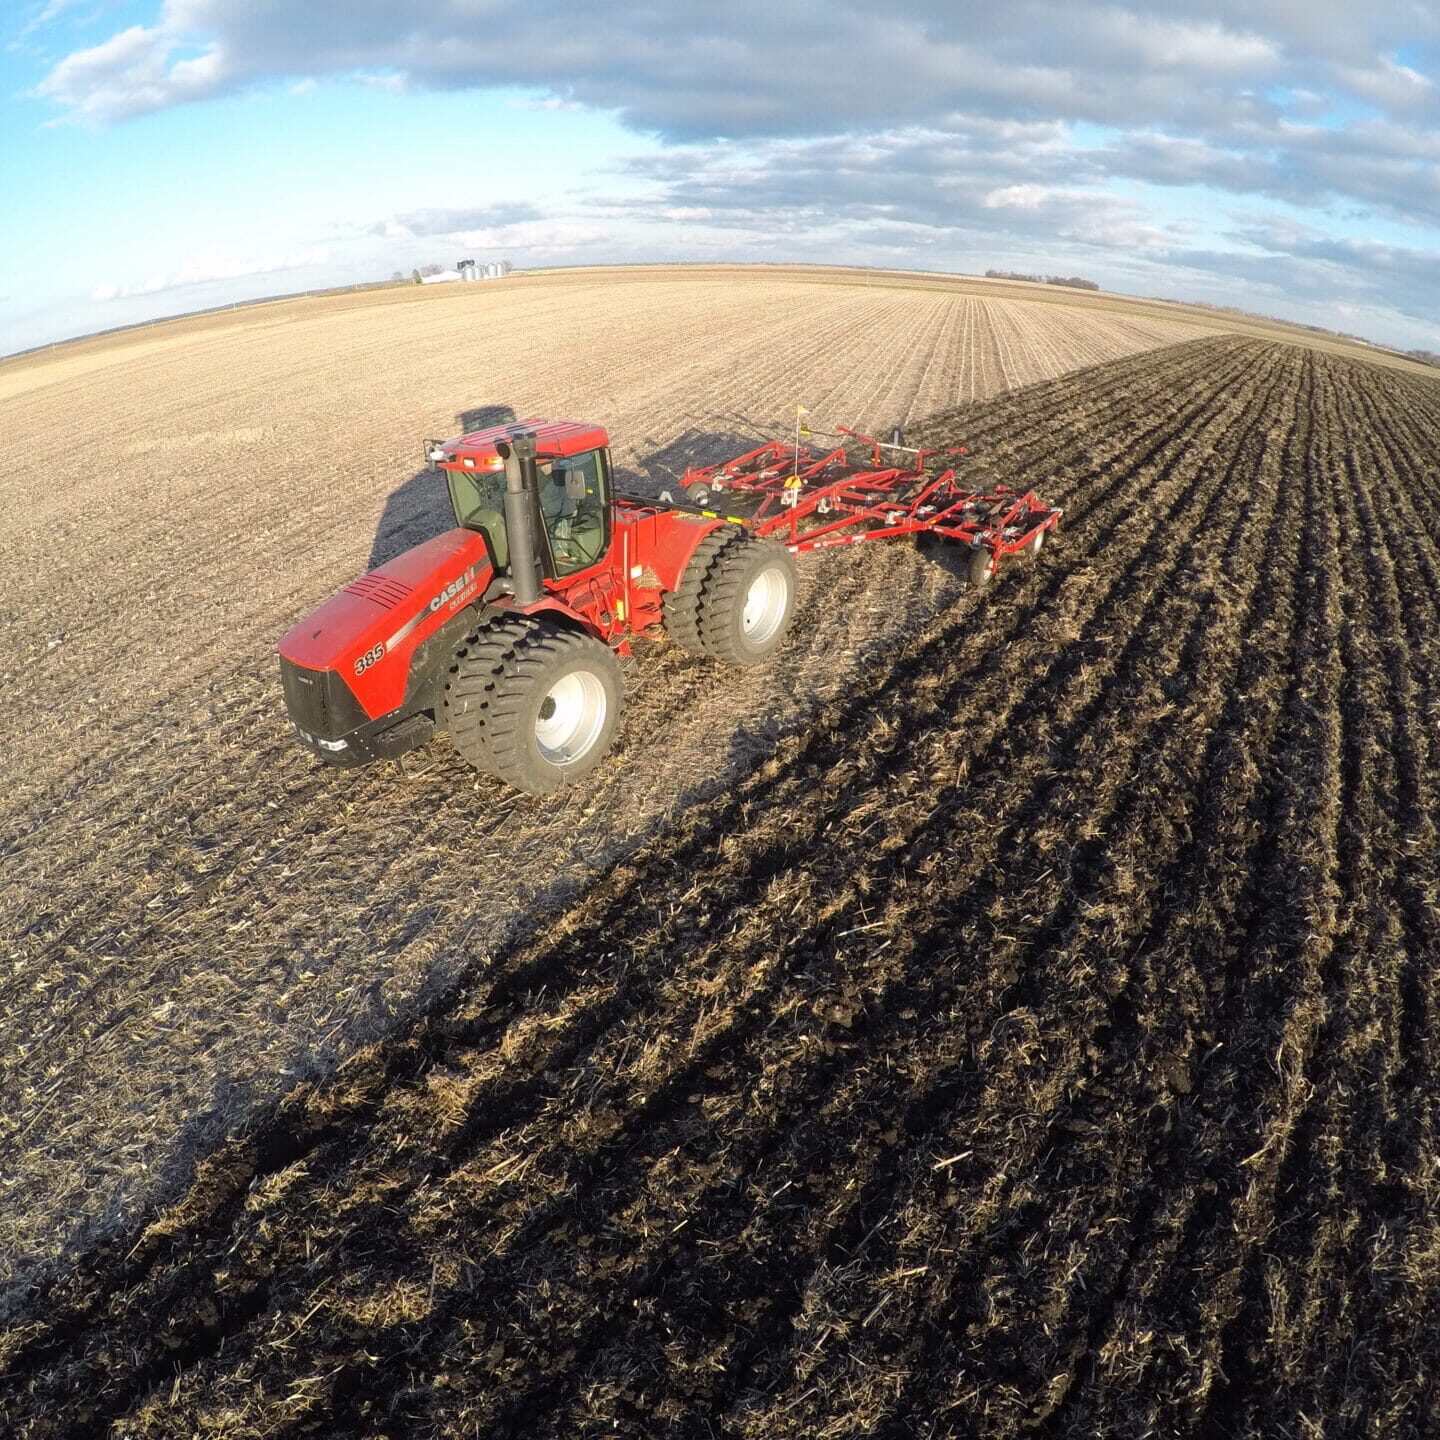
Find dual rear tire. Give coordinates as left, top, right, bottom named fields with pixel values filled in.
left=664, top=530, right=799, bottom=665
left=444, top=531, right=797, bottom=795
left=444, top=620, right=622, bottom=795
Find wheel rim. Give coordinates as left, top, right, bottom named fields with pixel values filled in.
left=535, top=669, right=609, bottom=766
left=742, top=567, right=790, bottom=645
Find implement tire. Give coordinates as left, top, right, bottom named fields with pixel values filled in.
left=695, top=535, right=798, bottom=666
left=663, top=525, right=741, bottom=655
left=444, top=619, right=622, bottom=793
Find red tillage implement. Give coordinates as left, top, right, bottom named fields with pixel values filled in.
left=278, top=417, right=1061, bottom=793
left=676, top=427, right=1061, bottom=586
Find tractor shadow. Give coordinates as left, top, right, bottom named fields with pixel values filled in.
left=368, top=404, right=517, bottom=569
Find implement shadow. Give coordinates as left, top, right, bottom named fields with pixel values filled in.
left=618, top=424, right=772, bottom=500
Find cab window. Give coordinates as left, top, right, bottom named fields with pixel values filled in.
left=447, top=466, right=509, bottom=568
left=538, top=449, right=609, bottom=576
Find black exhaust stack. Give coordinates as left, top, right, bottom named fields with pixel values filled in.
left=497, top=432, right=543, bottom=604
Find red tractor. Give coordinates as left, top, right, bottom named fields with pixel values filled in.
left=278, top=417, right=1059, bottom=793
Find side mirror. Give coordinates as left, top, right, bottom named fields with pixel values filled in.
left=564, top=468, right=588, bottom=501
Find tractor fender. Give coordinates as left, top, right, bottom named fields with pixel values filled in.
left=620, top=508, right=734, bottom=595
left=508, top=593, right=602, bottom=637
left=406, top=591, right=602, bottom=713
left=402, top=598, right=501, bottom=710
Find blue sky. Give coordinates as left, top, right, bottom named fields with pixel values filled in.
left=3, top=1, right=1438, bottom=355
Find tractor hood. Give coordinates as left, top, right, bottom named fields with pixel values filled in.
left=279, top=527, right=491, bottom=720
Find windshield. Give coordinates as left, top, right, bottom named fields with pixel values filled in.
left=447, top=467, right=509, bottom=568
left=446, top=447, right=609, bottom=577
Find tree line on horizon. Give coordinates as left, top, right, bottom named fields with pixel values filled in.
left=985, top=269, right=1101, bottom=291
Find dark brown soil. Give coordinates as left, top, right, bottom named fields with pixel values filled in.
left=0, top=273, right=1201, bottom=1287
left=4, top=337, right=1439, bottom=1438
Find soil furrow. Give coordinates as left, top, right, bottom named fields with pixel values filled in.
left=4, top=285, right=1439, bottom=1438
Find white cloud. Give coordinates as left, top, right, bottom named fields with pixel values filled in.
left=34, top=20, right=231, bottom=124
left=1335, top=54, right=1435, bottom=115
left=23, top=1, right=1440, bottom=345
left=30, top=1, right=1440, bottom=139
left=90, top=247, right=334, bottom=301
left=20, top=0, right=94, bottom=37
left=505, top=95, right=582, bottom=112
left=983, top=184, right=1063, bottom=210
left=1119, top=16, right=1278, bottom=73
left=354, top=71, right=409, bottom=94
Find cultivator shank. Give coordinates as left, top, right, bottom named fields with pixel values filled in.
left=679, top=427, right=1060, bottom=578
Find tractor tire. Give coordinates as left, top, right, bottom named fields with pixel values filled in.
left=663, top=525, right=742, bottom=655
left=695, top=535, right=798, bottom=665
left=969, top=545, right=996, bottom=588
left=445, top=619, right=623, bottom=793
left=444, top=619, right=537, bottom=776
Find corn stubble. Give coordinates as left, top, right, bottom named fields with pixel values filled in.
left=2, top=289, right=1438, bottom=1437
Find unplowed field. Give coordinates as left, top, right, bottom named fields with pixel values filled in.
left=0, top=271, right=1208, bottom=1288
left=5, top=275, right=1440, bottom=1437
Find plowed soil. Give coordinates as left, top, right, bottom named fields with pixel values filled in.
left=0, top=268, right=1210, bottom=1287
left=4, top=272, right=1440, bottom=1438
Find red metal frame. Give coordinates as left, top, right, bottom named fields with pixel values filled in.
left=681, top=426, right=1060, bottom=570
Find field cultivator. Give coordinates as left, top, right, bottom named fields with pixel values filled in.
left=278, top=417, right=1061, bottom=792
left=671, top=426, right=1061, bottom=587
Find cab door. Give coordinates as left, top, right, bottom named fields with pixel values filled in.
left=539, top=447, right=612, bottom=577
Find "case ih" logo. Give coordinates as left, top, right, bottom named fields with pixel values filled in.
left=430, top=567, right=477, bottom=613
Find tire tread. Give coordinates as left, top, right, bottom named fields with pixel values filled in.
left=695, top=536, right=797, bottom=665
left=663, top=526, right=744, bottom=654
left=445, top=619, right=622, bottom=792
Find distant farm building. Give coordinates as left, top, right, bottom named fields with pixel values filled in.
left=452, top=259, right=513, bottom=283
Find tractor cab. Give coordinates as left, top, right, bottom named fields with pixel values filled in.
left=428, top=419, right=613, bottom=581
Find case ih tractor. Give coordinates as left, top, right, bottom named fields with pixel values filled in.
left=278, top=417, right=1059, bottom=794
